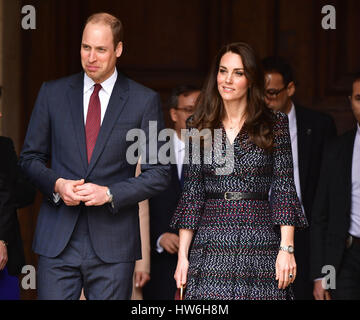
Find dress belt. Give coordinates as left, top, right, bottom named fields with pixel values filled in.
left=206, top=192, right=268, bottom=201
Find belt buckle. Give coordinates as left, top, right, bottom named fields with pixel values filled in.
left=225, top=192, right=242, bottom=200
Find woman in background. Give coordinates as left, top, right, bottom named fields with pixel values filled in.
left=0, top=111, right=36, bottom=300
left=171, top=42, right=307, bottom=300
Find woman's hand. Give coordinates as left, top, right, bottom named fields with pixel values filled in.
left=275, top=250, right=297, bottom=289
left=174, top=255, right=189, bottom=289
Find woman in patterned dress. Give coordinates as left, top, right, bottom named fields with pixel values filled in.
left=170, top=42, right=308, bottom=300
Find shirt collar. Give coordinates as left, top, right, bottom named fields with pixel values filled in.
left=357, top=123, right=360, bottom=137
left=287, top=102, right=296, bottom=127
left=84, top=68, right=118, bottom=95
left=173, top=131, right=185, bottom=151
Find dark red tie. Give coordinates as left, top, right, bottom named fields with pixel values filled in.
left=85, top=83, right=102, bottom=163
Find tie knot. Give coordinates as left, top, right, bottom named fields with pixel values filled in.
left=93, top=83, right=102, bottom=94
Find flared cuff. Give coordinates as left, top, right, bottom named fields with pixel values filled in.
left=270, top=192, right=308, bottom=229
left=170, top=198, right=204, bottom=230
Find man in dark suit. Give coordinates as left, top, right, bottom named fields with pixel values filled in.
left=311, top=74, right=360, bottom=300
left=0, top=111, right=36, bottom=299
left=262, top=57, right=336, bottom=299
left=143, top=85, right=200, bottom=300
left=19, top=13, right=170, bottom=300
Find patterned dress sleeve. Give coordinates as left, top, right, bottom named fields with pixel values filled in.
left=170, top=129, right=206, bottom=230
left=270, top=111, right=308, bottom=229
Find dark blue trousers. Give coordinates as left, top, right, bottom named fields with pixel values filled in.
left=37, top=210, right=135, bottom=300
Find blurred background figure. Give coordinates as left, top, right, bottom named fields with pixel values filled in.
left=131, top=161, right=151, bottom=300
left=0, top=111, right=36, bottom=300
left=262, top=57, right=336, bottom=299
left=143, top=85, right=200, bottom=300
left=311, top=73, right=360, bottom=300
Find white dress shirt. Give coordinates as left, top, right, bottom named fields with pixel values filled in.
left=173, top=131, right=186, bottom=180
left=287, top=103, right=305, bottom=215
left=53, top=69, right=118, bottom=203
left=83, top=68, right=118, bottom=124
left=156, top=131, right=185, bottom=253
left=349, top=123, right=360, bottom=238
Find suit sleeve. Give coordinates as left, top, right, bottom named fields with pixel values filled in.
left=19, top=82, right=61, bottom=200
left=0, top=138, right=19, bottom=241
left=310, top=141, right=332, bottom=280
left=108, top=93, right=171, bottom=213
left=3, top=139, right=36, bottom=209
left=270, top=112, right=308, bottom=229
left=170, top=130, right=205, bottom=230
left=13, top=174, right=36, bottom=209
left=0, top=192, right=12, bottom=242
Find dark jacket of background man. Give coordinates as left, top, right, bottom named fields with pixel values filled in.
left=0, top=136, right=36, bottom=276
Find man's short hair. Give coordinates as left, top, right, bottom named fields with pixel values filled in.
left=352, top=72, right=360, bottom=85
left=167, top=85, right=200, bottom=110
left=350, top=72, right=360, bottom=95
left=85, top=13, right=124, bottom=50
left=262, top=56, right=295, bottom=86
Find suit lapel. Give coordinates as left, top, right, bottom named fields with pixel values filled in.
left=86, top=73, right=129, bottom=176
left=295, top=106, right=312, bottom=197
left=341, top=130, right=356, bottom=214
left=68, top=73, right=88, bottom=174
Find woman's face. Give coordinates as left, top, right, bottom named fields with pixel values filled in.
left=217, top=51, right=249, bottom=104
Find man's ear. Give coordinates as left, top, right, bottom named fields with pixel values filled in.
left=169, top=108, right=177, bottom=123
left=115, top=41, right=123, bottom=58
left=287, top=81, right=296, bottom=98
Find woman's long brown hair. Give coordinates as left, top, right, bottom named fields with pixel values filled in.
left=189, top=42, right=274, bottom=151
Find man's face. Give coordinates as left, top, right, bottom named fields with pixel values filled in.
left=264, top=72, right=294, bottom=113
left=81, top=22, right=122, bottom=83
left=170, top=91, right=200, bottom=133
left=351, top=80, right=360, bottom=123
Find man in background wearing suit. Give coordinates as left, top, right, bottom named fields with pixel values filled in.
left=19, top=13, right=170, bottom=300
left=262, top=57, right=336, bottom=299
left=311, top=73, right=360, bottom=300
left=143, top=85, right=200, bottom=300
left=0, top=112, right=36, bottom=299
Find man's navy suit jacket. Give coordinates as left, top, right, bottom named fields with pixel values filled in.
left=310, top=128, right=357, bottom=280
left=19, top=71, right=170, bottom=263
